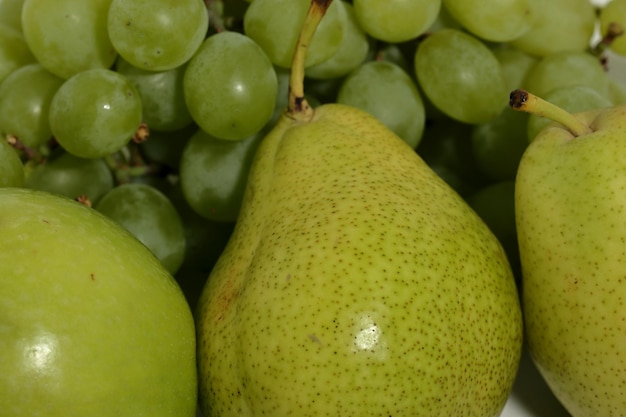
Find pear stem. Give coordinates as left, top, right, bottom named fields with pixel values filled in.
left=509, top=89, right=593, bottom=137
left=287, top=0, right=333, bottom=118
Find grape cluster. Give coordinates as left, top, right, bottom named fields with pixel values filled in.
left=1, top=0, right=625, bottom=308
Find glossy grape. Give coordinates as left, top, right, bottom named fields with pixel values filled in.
left=306, top=1, right=370, bottom=80
left=0, top=24, right=35, bottom=84
left=415, top=28, right=507, bottom=124
left=116, top=58, right=193, bottom=132
left=184, top=31, right=277, bottom=141
left=471, top=107, right=529, bottom=181
left=417, top=120, right=487, bottom=198
left=353, top=0, right=441, bottom=43
left=609, top=77, right=626, bottom=105
left=244, top=0, right=344, bottom=68
left=0, top=139, right=24, bottom=187
left=511, top=0, right=596, bottom=57
left=170, top=181, right=235, bottom=309
left=0, top=64, right=64, bottom=148
left=179, top=128, right=265, bottom=222
left=26, top=152, right=114, bottom=204
left=426, top=4, right=463, bottom=32
left=443, top=0, right=536, bottom=42
left=0, top=0, right=24, bottom=31
left=139, top=124, right=197, bottom=170
left=95, top=183, right=186, bottom=274
left=491, top=44, right=538, bottom=93
left=523, top=51, right=610, bottom=99
left=49, top=68, right=143, bottom=159
left=107, top=0, right=209, bottom=71
left=21, top=0, right=117, bottom=79
left=337, top=60, right=425, bottom=149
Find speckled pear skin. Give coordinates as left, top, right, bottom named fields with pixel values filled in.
left=196, top=103, right=523, bottom=417
left=516, top=105, right=626, bottom=417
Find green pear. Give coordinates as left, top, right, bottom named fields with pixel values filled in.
left=196, top=1, right=522, bottom=416
left=511, top=89, right=626, bottom=416
left=0, top=187, right=197, bottom=417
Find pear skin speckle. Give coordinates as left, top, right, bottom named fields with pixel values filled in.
left=517, top=105, right=626, bottom=417
left=197, top=103, right=522, bottom=417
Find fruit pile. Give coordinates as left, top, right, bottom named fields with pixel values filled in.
left=0, top=0, right=623, bottom=293
left=1, top=0, right=626, bottom=416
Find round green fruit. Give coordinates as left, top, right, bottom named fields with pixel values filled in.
left=0, top=188, right=197, bottom=417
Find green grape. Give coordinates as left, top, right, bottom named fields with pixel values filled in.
left=49, top=68, right=143, bottom=159
left=303, top=76, right=344, bottom=104
left=426, top=3, right=463, bottom=32
left=466, top=181, right=520, bottom=281
left=26, top=151, right=114, bottom=204
left=116, top=57, right=193, bottom=132
left=306, top=1, right=369, bottom=80
left=184, top=31, right=277, bottom=141
left=95, top=183, right=186, bottom=275
left=168, top=182, right=235, bottom=309
left=491, top=44, right=538, bottom=93
left=415, top=28, right=507, bottom=124
left=272, top=66, right=291, bottom=117
left=353, top=0, right=441, bottom=43
left=169, top=180, right=235, bottom=310
left=221, top=0, right=250, bottom=22
left=21, top=0, right=117, bottom=79
left=0, top=0, right=25, bottom=31
left=600, top=0, right=626, bottom=56
left=442, top=0, right=536, bottom=42
left=471, top=107, right=529, bottom=181
left=0, top=139, right=24, bottom=187
left=416, top=120, right=488, bottom=197
left=168, top=183, right=235, bottom=273
left=523, top=51, right=610, bottom=99
left=510, top=0, right=596, bottom=57
left=337, top=60, right=425, bottom=149
left=107, top=0, right=209, bottom=71
left=139, top=123, right=197, bottom=170
left=243, top=0, right=343, bottom=68
left=609, top=77, right=626, bottom=105
left=370, top=43, right=411, bottom=73
left=0, top=64, right=64, bottom=148
left=179, top=128, right=265, bottom=222
left=0, top=24, right=35, bottom=84
left=526, top=85, right=613, bottom=142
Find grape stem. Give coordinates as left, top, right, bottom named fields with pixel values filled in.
left=132, top=122, right=150, bottom=144
left=287, top=0, right=333, bottom=119
left=509, top=89, right=593, bottom=137
left=205, top=0, right=227, bottom=33
left=6, top=134, right=52, bottom=163
left=592, top=21, right=624, bottom=60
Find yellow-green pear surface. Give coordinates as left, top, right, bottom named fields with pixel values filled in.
left=196, top=101, right=523, bottom=416
left=513, top=91, right=626, bottom=416
left=196, top=2, right=523, bottom=416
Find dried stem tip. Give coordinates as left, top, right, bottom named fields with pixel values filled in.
left=509, top=89, right=593, bottom=137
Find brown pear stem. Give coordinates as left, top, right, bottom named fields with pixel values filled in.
left=509, top=89, right=593, bottom=137
left=287, top=0, right=333, bottom=118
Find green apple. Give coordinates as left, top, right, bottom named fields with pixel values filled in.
left=0, top=188, right=197, bottom=417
